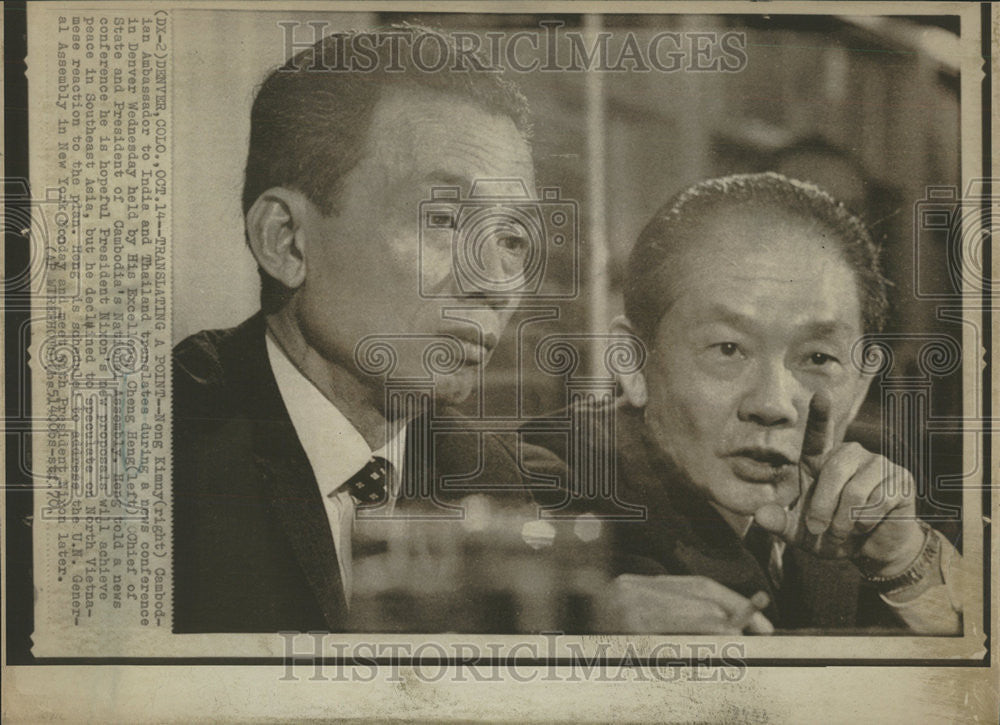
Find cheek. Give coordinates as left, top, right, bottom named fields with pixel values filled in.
left=646, top=355, right=736, bottom=454
left=420, top=241, right=452, bottom=277
left=300, top=262, right=351, bottom=323
left=303, top=236, right=355, bottom=301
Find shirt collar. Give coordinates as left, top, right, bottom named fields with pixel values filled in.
left=265, top=333, right=407, bottom=495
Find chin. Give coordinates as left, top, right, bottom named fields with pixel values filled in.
left=716, top=478, right=795, bottom=516
left=432, top=370, right=478, bottom=406
left=773, top=483, right=801, bottom=509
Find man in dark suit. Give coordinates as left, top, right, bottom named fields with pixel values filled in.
left=172, top=26, right=555, bottom=633
left=587, top=173, right=962, bottom=634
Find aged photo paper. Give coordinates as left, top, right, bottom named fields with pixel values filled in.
left=3, top=1, right=997, bottom=721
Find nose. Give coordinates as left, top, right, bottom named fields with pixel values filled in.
left=454, top=236, right=522, bottom=311
left=460, top=287, right=515, bottom=311
left=737, top=360, right=805, bottom=428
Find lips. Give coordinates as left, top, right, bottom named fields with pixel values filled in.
left=727, top=447, right=795, bottom=483
left=440, top=328, right=497, bottom=366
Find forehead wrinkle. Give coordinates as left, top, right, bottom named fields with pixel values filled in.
left=365, top=90, right=532, bottom=187
left=667, top=253, right=862, bottom=340
left=408, top=127, right=533, bottom=184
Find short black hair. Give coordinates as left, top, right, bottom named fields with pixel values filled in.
left=624, top=172, right=890, bottom=342
left=244, top=23, right=533, bottom=310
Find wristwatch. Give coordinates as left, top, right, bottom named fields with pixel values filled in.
left=858, top=520, right=941, bottom=595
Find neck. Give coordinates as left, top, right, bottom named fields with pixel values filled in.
left=264, top=310, right=410, bottom=450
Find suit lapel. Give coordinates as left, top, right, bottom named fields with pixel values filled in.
left=236, top=315, right=349, bottom=628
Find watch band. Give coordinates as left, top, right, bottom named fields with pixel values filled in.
left=859, top=520, right=940, bottom=594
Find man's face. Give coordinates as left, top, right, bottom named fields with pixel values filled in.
left=293, top=86, right=535, bottom=405
left=637, top=207, right=872, bottom=516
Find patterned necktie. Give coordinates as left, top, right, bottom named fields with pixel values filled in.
left=340, top=455, right=391, bottom=507
left=326, top=456, right=391, bottom=604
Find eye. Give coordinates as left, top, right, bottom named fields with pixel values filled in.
left=807, top=352, right=839, bottom=367
left=712, top=342, right=745, bottom=359
left=428, top=211, right=456, bottom=229
left=497, top=233, right=529, bottom=255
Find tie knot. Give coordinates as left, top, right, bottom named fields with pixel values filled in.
left=339, top=455, right=391, bottom=507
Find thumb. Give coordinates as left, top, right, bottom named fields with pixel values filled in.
left=753, top=503, right=797, bottom=540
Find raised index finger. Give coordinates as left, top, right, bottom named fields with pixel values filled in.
left=800, top=392, right=832, bottom=472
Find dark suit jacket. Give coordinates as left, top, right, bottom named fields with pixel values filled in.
left=526, top=403, right=901, bottom=631
left=172, top=313, right=562, bottom=633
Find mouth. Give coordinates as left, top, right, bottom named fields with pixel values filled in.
left=442, top=329, right=498, bottom=366
left=727, top=447, right=796, bottom=484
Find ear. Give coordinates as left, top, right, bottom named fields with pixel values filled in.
left=610, top=315, right=648, bottom=409
left=245, top=187, right=313, bottom=290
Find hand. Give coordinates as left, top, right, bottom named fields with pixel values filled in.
left=602, top=574, right=774, bottom=634
left=753, top=393, right=925, bottom=576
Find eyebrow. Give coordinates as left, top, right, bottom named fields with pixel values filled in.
left=799, top=320, right=856, bottom=338
left=695, top=305, right=855, bottom=337
left=423, top=170, right=471, bottom=190
left=695, top=305, right=754, bottom=329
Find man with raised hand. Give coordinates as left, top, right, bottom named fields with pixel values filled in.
left=597, top=173, right=961, bottom=634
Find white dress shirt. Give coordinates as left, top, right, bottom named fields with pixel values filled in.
left=266, top=334, right=407, bottom=604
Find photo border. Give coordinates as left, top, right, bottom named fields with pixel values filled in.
left=2, top=3, right=995, bottom=719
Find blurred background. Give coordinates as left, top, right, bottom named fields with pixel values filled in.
left=173, top=11, right=965, bottom=533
